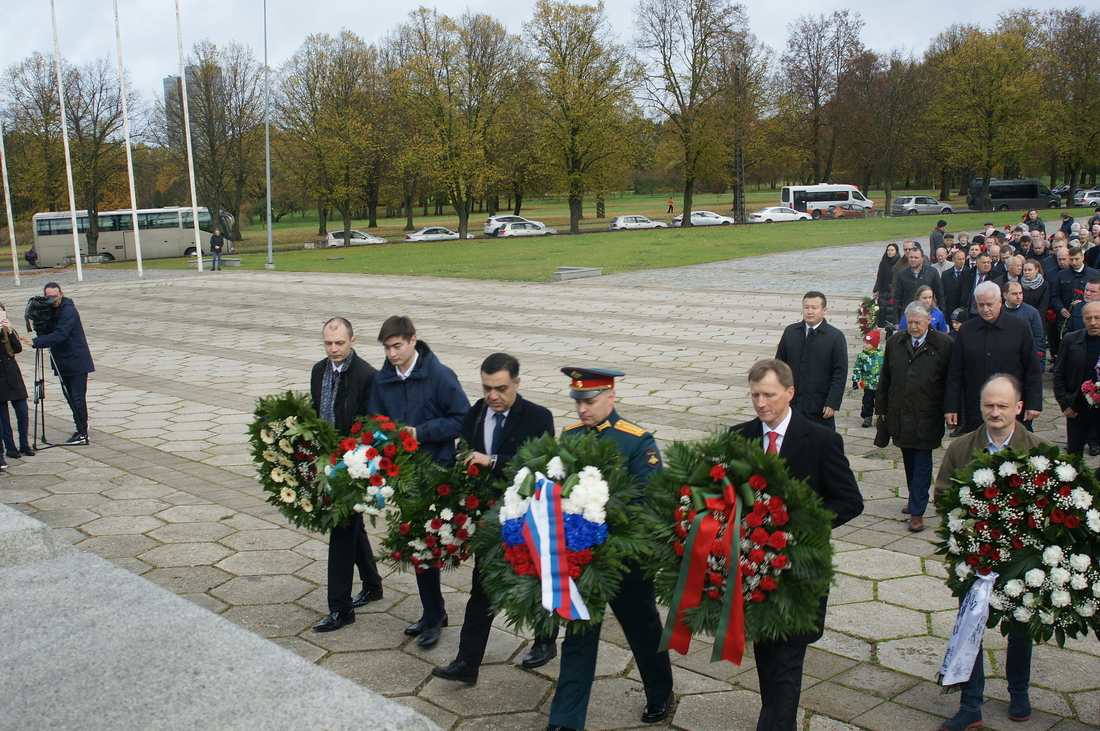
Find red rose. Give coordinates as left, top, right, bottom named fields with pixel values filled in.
left=1065, top=515, right=1080, bottom=529
left=753, top=502, right=769, bottom=517
left=399, top=523, right=410, bottom=535
left=748, top=548, right=766, bottom=564
left=425, top=536, right=437, bottom=547
left=771, top=554, right=788, bottom=569
left=975, top=521, right=989, bottom=533
left=321, top=494, right=330, bottom=506
left=966, top=555, right=980, bottom=566
left=454, top=514, right=468, bottom=526
left=573, top=549, right=593, bottom=565
left=672, top=542, right=685, bottom=557
left=437, top=484, right=451, bottom=496
left=465, top=495, right=480, bottom=509
left=1076, top=288, right=1084, bottom=295
left=740, top=562, right=756, bottom=576
left=361, top=432, right=374, bottom=445
left=707, top=589, right=722, bottom=601
left=381, top=421, right=396, bottom=430
left=978, top=566, right=992, bottom=575
left=445, top=544, right=459, bottom=554
left=768, top=531, right=787, bottom=549
left=760, top=576, right=777, bottom=591
left=1008, top=475, right=1023, bottom=488
left=988, top=504, right=999, bottom=514
left=1033, top=474, right=1048, bottom=487
left=751, top=590, right=766, bottom=602
left=675, top=524, right=688, bottom=539
left=431, top=547, right=442, bottom=558
left=1009, top=495, right=1021, bottom=507
left=1051, top=509, right=1065, bottom=523
left=770, top=509, right=790, bottom=526
left=680, top=486, right=692, bottom=497
left=387, top=464, right=400, bottom=477
left=391, top=551, right=402, bottom=561
left=708, top=571, right=725, bottom=586
left=456, top=529, right=469, bottom=540
left=341, top=437, right=358, bottom=452
left=410, top=556, right=421, bottom=566
left=1059, top=486, right=1072, bottom=497
left=369, top=474, right=384, bottom=486
left=989, top=550, right=1002, bottom=562
left=1028, top=514, right=1037, bottom=529
left=989, top=529, right=1002, bottom=540
left=979, top=543, right=992, bottom=556
left=351, top=422, right=363, bottom=434
left=751, top=528, right=770, bottom=546
left=712, top=540, right=730, bottom=557
left=1035, top=497, right=1049, bottom=508
left=467, top=465, right=480, bottom=477
left=1012, top=536, right=1025, bottom=549
left=746, top=512, right=764, bottom=528
left=1047, top=309, right=1057, bottom=322
left=748, top=475, right=768, bottom=491
left=673, top=507, right=684, bottom=521
left=985, top=486, right=999, bottom=498
left=710, top=465, right=727, bottom=481
left=430, top=518, right=443, bottom=530
left=435, top=560, right=444, bottom=569
left=459, top=552, right=470, bottom=562
left=383, top=444, right=397, bottom=458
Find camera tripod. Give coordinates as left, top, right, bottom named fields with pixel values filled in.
left=31, top=346, right=75, bottom=450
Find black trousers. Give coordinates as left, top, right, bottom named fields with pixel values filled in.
left=860, top=389, right=876, bottom=419
left=456, top=560, right=559, bottom=668
left=327, top=513, right=382, bottom=614
left=754, top=640, right=808, bottom=731
left=59, top=372, right=88, bottom=436
left=1066, top=407, right=1100, bottom=455
left=415, top=566, right=446, bottom=625
left=799, top=405, right=835, bottom=431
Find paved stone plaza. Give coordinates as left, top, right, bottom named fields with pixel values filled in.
left=2, top=242, right=1098, bottom=731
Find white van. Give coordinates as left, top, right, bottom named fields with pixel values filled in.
left=780, top=184, right=875, bottom=219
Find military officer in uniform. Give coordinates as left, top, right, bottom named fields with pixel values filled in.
left=546, top=367, right=674, bottom=731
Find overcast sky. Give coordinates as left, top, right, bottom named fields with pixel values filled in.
left=0, top=0, right=1071, bottom=107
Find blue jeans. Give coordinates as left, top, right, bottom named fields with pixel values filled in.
left=0, top=400, right=29, bottom=451
left=958, top=632, right=1032, bottom=715
left=900, top=447, right=933, bottom=516
left=211, top=250, right=223, bottom=270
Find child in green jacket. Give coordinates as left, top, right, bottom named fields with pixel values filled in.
left=852, top=330, right=883, bottom=428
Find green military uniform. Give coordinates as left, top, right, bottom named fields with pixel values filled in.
left=548, top=368, right=674, bottom=731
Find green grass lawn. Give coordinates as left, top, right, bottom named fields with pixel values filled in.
left=132, top=208, right=1075, bottom=282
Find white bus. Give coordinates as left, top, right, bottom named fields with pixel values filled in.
left=32, top=206, right=233, bottom=267
left=780, top=184, right=875, bottom=219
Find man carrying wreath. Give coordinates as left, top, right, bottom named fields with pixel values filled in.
left=730, top=359, right=863, bottom=731
left=933, top=374, right=1047, bottom=731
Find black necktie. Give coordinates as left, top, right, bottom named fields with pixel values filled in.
left=490, top=412, right=504, bottom=454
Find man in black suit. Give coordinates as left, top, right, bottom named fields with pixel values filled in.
left=951, top=253, right=1004, bottom=320
left=309, top=317, right=383, bottom=632
left=775, top=291, right=847, bottom=430
left=730, top=359, right=864, bottom=731
left=941, top=249, right=969, bottom=316
left=893, top=245, right=945, bottom=323
left=431, top=353, right=556, bottom=684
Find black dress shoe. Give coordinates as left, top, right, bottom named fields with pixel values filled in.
left=405, top=614, right=449, bottom=636
left=417, top=622, right=444, bottom=648
left=521, top=641, right=557, bottom=669
left=1089, top=444, right=1099, bottom=457
left=312, top=610, right=355, bottom=632
left=949, top=427, right=965, bottom=438
left=20, top=446, right=35, bottom=457
left=6, top=449, right=21, bottom=460
left=641, top=694, right=674, bottom=723
left=351, top=587, right=383, bottom=607
left=431, top=660, right=478, bottom=684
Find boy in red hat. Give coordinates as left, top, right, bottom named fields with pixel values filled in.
left=852, top=330, right=883, bottom=428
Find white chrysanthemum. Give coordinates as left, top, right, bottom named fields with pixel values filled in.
left=424, top=520, right=436, bottom=532
left=1013, top=606, right=1034, bottom=622
left=438, top=526, right=454, bottom=543
left=546, top=456, right=566, bottom=480
left=1022, top=592, right=1038, bottom=607
left=1087, top=509, right=1100, bottom=533
left=561, top=465, right=609, bottom=524
left=465, top=522, right=476, bottom=538
left=323, top=465, right=332, bottom=477
left=1043, top=545, right=1065, bottom=567
left=362, top=506, right=382, bottom=516
left=972, top=469, right=996, bottom=488
left=1025, top=568, right=1046, bottom=587
left=500, top=483, right=531, bottom=522
left=1050, top=567, right=1071, bottom=586
left=440, top=508, right=454, bottom=521
left=513, top=467, right=531, bottom=485
left=269, top=467, right=285, bottom=483
left=299, top=498, right=313, bottom=513
left=1027, top=455, right=1051, bottom=473
left=1093, top=582, right=1100, bottom=598
left=1071, top=488, right=1093, bottom=510
left=1055, top=463, right=1078, bottom=482
left=947, top=536, right=961, bottom=554
left=1071, top=574, right=1089, bottom=590
left=1003, top=579, right=1025, bottom=598
left=958, top=487, right=973, bottom=505
left=1078, top=601, right=1097, bottom=617
left=353, top=503, right=367, bottom=513
left=989, top=593, right=1006, bottom=610
left=955, top=562, right=973, bottom=580
left=948, top=517, right=965, bottom=533
left=998, top=461, right=1019, bottom=477
left=279, top=487, right=295, bottom=503
left=1051, top=589, right=1072, bottom=607
left=347, top=461, right=371, bottom=479
left=1070, top=553, right=1092, bottom=572
left=260, top=429, right=275, bottom=444
left=366, top=485, right=379, bottom=498
left=1039, top=610, right=1056, bottom=625
left=380, top=486, right=394, bottom=499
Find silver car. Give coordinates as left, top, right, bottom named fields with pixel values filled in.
left=496, top=222, right=557, bottom=237
left=609, top=215, right=667, bottom=230
left=325, top=229, right=386, bottom=246
left=892, top=196, right=953, bottom=216
left=670, top=210, right=735, bottom=227
left=404, top=227, right=474, bottom=242
left=483, top=215, right=545, bottom=236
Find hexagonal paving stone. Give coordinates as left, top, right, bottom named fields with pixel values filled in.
left=89, top=498, right=174, bottom=517
left=30, top=493, right=108, bottom=511
left=215, top=549, right=310, bottom=576
left=209, top=575, right=312, bottom=605
left=834, top=547, right=923, bottom=580
left=321, top=649, right=433, bottom=695
left=1018, top=645, right=1100, bottom=693
left=80, top=515, right=164, bottom=535
left=422, top=664, right=551, bottom=716
left=221, top=604, right=318, bottom=638
left=138, top=566, right=233, bottom=594
left=828, top=573, right=875, bottom=605
left=101, top=484, right=177, bottom=500
left=220, top=529, right=306, bottom=551
left=155, top=504, right=233, bottom=523
left=876, top=636, right=950, bottom=678
left=139, top=542, right=233, bottom=568
left=582, top=676, right=655, bottom=731
left=147, top=521, right=235, bottom=544
left=826, top=602, right=928, bottom=641
left=76, top=534, right=159, bottom=559
left=454, top=712, right=548, bottom=731
left=304, top=613, right=410, bottom=652
left=878, top=575, right=957, bottom=612
left=673, top=689, right=772, bottom=731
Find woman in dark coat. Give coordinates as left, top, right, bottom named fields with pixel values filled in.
left=872, top=243, right=900, bottom=329
left=0, top=305, right=32, bottom=465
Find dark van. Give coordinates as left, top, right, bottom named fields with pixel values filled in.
left=966, top=178, right=1061, bottom=211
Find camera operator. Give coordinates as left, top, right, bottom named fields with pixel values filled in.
left=21, top=283, right=95, bottom=446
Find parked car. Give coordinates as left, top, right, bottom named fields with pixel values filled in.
left=891, top=196, right=953, bottom=216
left=404, top=227, right=473, bottom=242
left=1072, top=190, right=1100, bottom=207
left=826, top=204, right=865, bottom=219
left=609, top=215, right=667, bottom=230
left=496, top=222, right=557, bottom=237
left=747, top=207, right=812, bottom=223
left=325, top=229, right=387, bottom=246
left=1051, top=184, right=1070, bottom=196
left=670, top=210, right=735, bottom=227
left=483, top=215, right=545, bottom=236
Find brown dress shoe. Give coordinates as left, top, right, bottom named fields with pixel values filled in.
left=901, top=505, right=910, bottom=514
left=908, top=515, right=924, bottom=532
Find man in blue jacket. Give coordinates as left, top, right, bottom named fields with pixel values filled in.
left=368, top=315, right=469, bottom=648
left=29, top=283, right=95, bottom=446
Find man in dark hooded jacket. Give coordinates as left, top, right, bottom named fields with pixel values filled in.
left=29, top=282, right=94, bottom=445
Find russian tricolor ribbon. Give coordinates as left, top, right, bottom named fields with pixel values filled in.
left=522, top=473, right=590, bottom=621
left=658, top=481, right=745, bottom=664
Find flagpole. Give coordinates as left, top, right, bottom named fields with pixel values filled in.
left=264, top=0, right=275, bottom=269
left=113, top=0, right=143, bottom=278
left=0, top=120, right=22, bottom=287
left=175, top=0, right=203, bottom=272
left=50, top=0, right=83, bottom=282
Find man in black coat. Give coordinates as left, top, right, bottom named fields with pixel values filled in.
left=950, top=253, right=1003, bottom=320
left=941, top=249, right=969, bottom=317
left=944, top=282, right=1043, bottom=436
left=893, top=246, right=945, bottom=323
left=1051, top=301, right=1100, bottom=455
left=309, top=317, right=383, bottom=632
left=431, top=353, right=557, bottom=684
left=731, top=359, right=864, bottom=731
left=1051, top=246, right=1100, bottom=325
left=776, top=291, right=847, bottom=430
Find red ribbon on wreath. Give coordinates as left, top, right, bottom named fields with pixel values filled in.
left=659, top=479, right=746, bottom=664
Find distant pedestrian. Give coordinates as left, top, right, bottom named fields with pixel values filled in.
left=775, top=291, right=847, bottom=430
left=209, top=229, right=225, bottom=271
left=667, top=197, right=674, bottom=213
